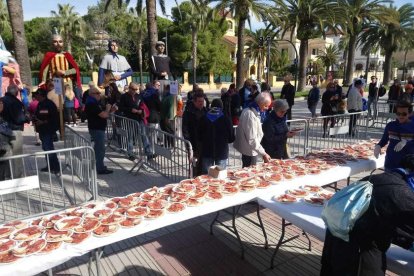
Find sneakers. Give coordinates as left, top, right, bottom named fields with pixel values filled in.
left=97, top=169, right=113, bottom=175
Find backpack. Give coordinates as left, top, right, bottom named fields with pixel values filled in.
left=378, top=86, right=386, bottom=97
left=321, top=179, right=373, bottom=242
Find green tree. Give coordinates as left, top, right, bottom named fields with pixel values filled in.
left=7, top=0, right=32, bottom=87
left=317, top=44, right=340, bottom=77
left=272, top=0, right=339, bottom=91
left=359, top=4, right=414, bottom=84
left=51, top=4, right=85, bottom=53
left=0, top=0, right=11, bottom=43
left=245, top=28, right=278, bottom=82
left=338, top=0, right=390, bottom=85
left=400, top=30, right=414, bottom=80
left=211, top=0, right=270, bottom=89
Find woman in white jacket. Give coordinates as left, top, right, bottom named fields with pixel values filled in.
left=234, top=92, right=272, bottom=167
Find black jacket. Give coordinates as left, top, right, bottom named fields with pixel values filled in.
left=1, top=93, right=27, bottom=131
left=354, top=171, right=414, bottom=251
left=182, top=104, right=206, bottom=155
left=198, top=110, right=235, bottom=160
left=261, top=111, right=289, bottom=159
left=321, top=90, right=337, bottom=116
left=119, top=93, right=144, bottom=121
left=280, top=83, right=295, bottom=107
left=35, top=98, right=59, bottom=134
left=368, top=82, right=378, bottom=98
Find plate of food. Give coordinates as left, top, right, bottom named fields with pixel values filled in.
left=73, top=218, right=100, bottom=233
left=0, top=239, right=15, bottom=255
left=303, top=195, right=325, bottom=206
left=45, top=228, right=73, bottom=242
left=104, top=201, right=118, bottom=210
left=222, top=186, right=239, bottom=195
left=145, top=209, right=165, bottom=220
left=273, top=194, right=297, bottom=203
left=126, top=206, right=148, bottom=218
left=0, top=227, right=14, bottom=239
left=169, top=192, right=189, bottom=203
left=287, top=189, right=309, bottom=198
left=263, top=173, right=283, bottom=184
left=120, top=217, right=142, bottom=228
left=206, top=191, right=223, bottom=201
left=65, top=232, right=91, bottom=244
left=256, top=178, right=271, bottom=189
left=0, top=252, right=20, bottom=264
left=239, top=185, right=256, bottom=192
left=167, top=202, right=186, bottom=213
left=173, top=183, right=196, bottom=194
left=186, top=197, right=204, bottom=207
left=10, top=226, right=44, bottom=241
left=233, top=170, right=253, bottom=179
left=86, top=208, right=112, bottom=220
left=93, top=225, right=119, bottom=237
left=100, top=214, right=125, bottom=226
left=318, top=190, right=335, bottom=200
left=302, top=185, right=321, bottom=193
left=40, top=214, right=65, bottom=229
left=39, top=241, right=62, bottom=254
left=54, top=216, right=83, bottom=231
left=4, top=220, right=27, bottom=230
left=12, top=238, right=46, bottom=257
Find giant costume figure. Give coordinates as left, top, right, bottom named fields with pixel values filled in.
left=150, top=41, right=173, bottom=94
left=0, top=36, right=22, bottom=97
left=98, top=40, right=132, bottom=91
left=39, top=34, right=82, bottom=91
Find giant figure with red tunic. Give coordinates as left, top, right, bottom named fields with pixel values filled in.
left=38, top=33, right=82, bottom=95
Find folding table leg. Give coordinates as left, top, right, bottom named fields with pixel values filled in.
left=231, top=206, right=245, bottom=259
left=209, top=211, right=220, bottom=235
left=302, top=231, right=312, bottom=251
left=47, top=268, right=53, bottom=276
left=270, top=219, right=299, bottom=269
left=88, top=251, right=93, bottom=275
left=256, top=203, right=268, bottom=249
left=95, top=247, right=103, bottom=276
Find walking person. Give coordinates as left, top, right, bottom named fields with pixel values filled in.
left=33, top=89, right=60, bottom=174
left=321, top=82, right=338, bottom=138
left=388, top=79, right=402, bottom=113
left=307, top=81, right=320, bottom=118
left=0, top=98, right=15, bottom=180
left=28, top=90, right=41, bottom=146
left=347, top=79, right=363, bottom=137
left=85, top=87, right=117, bottom=175
left=367, top=76, right=379, bottom=119
left=280, top=76, right=295, bottom=121
left=63, top=83, right=77, bottom=126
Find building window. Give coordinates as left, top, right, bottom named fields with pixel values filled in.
left=227, top=21, right=233, bottom=31
left=311, top=49, right=318, bottom=55
left=355, top=63, right=364, bottom=71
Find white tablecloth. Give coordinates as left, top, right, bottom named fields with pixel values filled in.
left=257, top=155, right=414, bottom=275
left=0, top=155, right=393, bottom=276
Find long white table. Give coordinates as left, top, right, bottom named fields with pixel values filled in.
left=0, top=155, right=392, bottom=276
left=256, top=154, right=414, bottom=275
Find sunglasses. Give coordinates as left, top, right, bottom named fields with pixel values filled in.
left=396, top=112, right=408, bottom=116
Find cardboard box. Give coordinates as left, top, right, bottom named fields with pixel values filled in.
left=208, top=165, right=227, bottom=179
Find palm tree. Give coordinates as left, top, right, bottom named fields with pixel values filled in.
left=317, top=44, right=340, bottom=78
left=51, top=4, right=84, bottom=53
left=337, top=0, right=390, bottom=85
left=271, top=0, right=339, bottom=91
left=400, top=32, right=414, bottom=81
left=211, top=0, right=270, bottom=89
left=6, top=0, right=32, bottom=87
left=338, top=35, right=349, bottom=84
left=245, top=28, right=278, bottom=82
left=359, top=4, right=414, bottom=84
left=185, top=0, right=214, bottom=88
left=128, top=6, right=147, bottom=85
left=0, top=0, right=11, bottom=35
left=105, top=0, right=166, bottom=65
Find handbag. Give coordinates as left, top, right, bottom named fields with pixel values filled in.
left=321, top=179, right=373, bottom=242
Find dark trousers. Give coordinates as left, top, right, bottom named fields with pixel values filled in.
left=160, top=118, right=175, bottom=148
left=39, top=132, right=60, bottom=170
left=348, top=109, right=359, bottom=136
left=241, top=155, right=257, bottom=168
left=321, top=230, right=386, bottom=276
left=64, top=107, right=77, bottom=124
left=286, top=106, right=292, bottom=121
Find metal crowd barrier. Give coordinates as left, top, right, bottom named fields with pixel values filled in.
left=106, top=114, right=193, bottom=182
left=0, top=146, right=97, bottom=223
left=370, top=99, right=397, bottom=128
left=306, top=111, right=368, bottom=152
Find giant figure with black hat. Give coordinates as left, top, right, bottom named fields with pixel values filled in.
left=151, top=41, right=173, bottom=94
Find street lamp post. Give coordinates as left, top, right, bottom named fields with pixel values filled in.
left=265, top=36, right=271, bottom=85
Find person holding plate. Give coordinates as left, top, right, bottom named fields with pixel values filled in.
left=261, top=99, right=297, bottom=159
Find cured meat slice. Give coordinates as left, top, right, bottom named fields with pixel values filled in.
left=11, top=226, right=44, bottom=241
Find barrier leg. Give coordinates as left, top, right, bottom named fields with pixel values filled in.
left=210, top=211, right=220, bottom=235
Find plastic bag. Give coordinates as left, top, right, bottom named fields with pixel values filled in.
left=321, top=180, right=373, bottom=242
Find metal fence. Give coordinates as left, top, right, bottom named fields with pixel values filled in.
left=106, top=114, right=193, bottom=182
left=370, top=99, right=397, bottom=128
left=227, top=112, right=369, bottom=166
left=0, top=146, right=97, bottom=223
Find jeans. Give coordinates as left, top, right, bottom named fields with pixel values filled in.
left=39, top=132, right=60, bottom=171
left=127, top=122, right=153, bottom=157
left=348, top=109, right=359, bottom=136
left=10, top=130, right=23, bottom=177
left=201, top=158, right=227, bottom=174
left=89, top=129, right=106, bottom=171
left=308, top=104, right=317, bottom=117
left=242, top=155, right=257, bottom=168
left=367, top=96, right=377, bottom=118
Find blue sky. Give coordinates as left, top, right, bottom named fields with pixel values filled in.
left=22, top=0, right=412, bottom=21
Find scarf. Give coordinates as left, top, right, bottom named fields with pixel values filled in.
left=206, top=107, right=223, bottom=122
